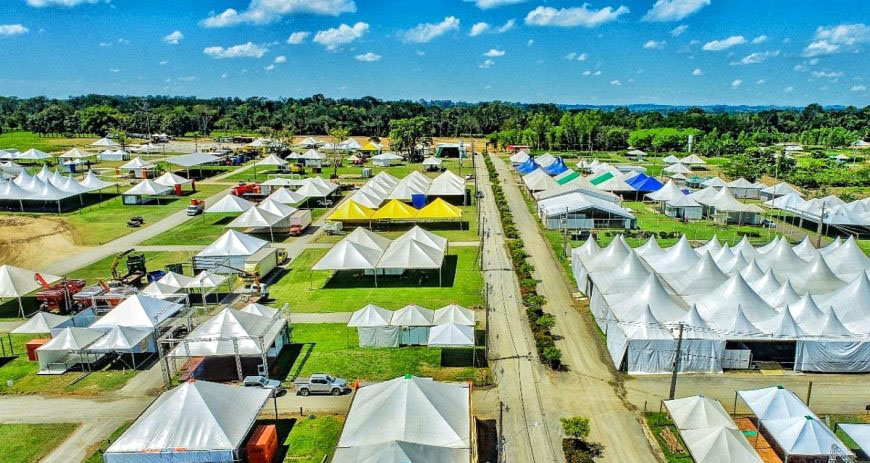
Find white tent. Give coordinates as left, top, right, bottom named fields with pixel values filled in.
left=240, top=303, right=280, bottom=318
left=371, top=153, right=403, bottom=167
left=605, top=304, right=679, bottom=374
left=205, top=195, right=254, bottom=213
left=312, top=240, right=383, bottom=271
left=680, top=154, right=707, bottom=167
left=391, top=304, right=434, bottom=345
left=258, top=198, right=296, bottom=218
left=154, top=172, right=192, bottom=187
left=185, top=271, right=227, bottom=290
left=157, top=271, right=194, bottom=290
left=19, top=148, right=52, bottom=161
left=226, top=206, right=285, bottom=239
left=80, top=171, right=115, bottom=191
left=346, top=226, right=392, bottom=252
left=646, top=180, right=685, bottom=202
left=680, top=427, right=762, bottom=463
left=838, top=424, right=870, bottom=457
left=103, top=381, right=271, bottom=463
left=348, top=304, right=399, bottom=348
left=334, top=376, right=470, bottom=463
left=762, top=416, right=853, bottom=458
left=689, top=273, right=776, bottom=332
left=298, top=137, right=321, bottom=148
left=91, top=137, right=119, bottom=147
left=11, top=311, right=73, bottom=334
left=521, top=169, right=559, bottom=191
left=0, top=265, right=62, bottom=317
left=377, top=238, right=445, bottom=271
left=662, top=154, right=680, bottom=164
left=88, top=326, right=154, bottom=354
left=427, top=323, right=474, bottom=347
left=509, top=150, right=530, bottom=164
left=124, top=179, right=171, bottom=196
left=59, top=148, right=92, bottom=159
left=664, top=396, right=736, bottom=430
left=140, top=281, right=183, bottom=298
left=663, top=162, right=691, bottom=175
left=737, top=386, right=814, bottom=421
left=195, top=230, right=269, bottom=273
left=760, top=182, right=802, bottom=200
left=433, top=304, right=475, bottom=326
left=169, top=308, right=286, bottom=358
left=35, top=327, right=106, bottom=373
left=726, top=177, right=763, bottom=199
left=90, top=294, right=182, bottom=330
left=265, top=187, right=305, bottom=205
left=256, top=154, right=287, bottom=167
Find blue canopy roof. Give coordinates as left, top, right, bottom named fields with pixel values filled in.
left=631, top=176, right=664, bottom=193
left=541, top=157, right=568, bottom=176
left=516, top=159, right=539, bottom=174
left=626, top=173, right=648, bottom=187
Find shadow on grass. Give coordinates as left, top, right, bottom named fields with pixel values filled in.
left=271, top=343, right=304, bottom=382
left=440, top=347, right=487, bottom=368
left=322, top=254, right=458, bottom=289
left=365, top=221, right=471, bottom=233
left=0, top=297, right=38, bottom=319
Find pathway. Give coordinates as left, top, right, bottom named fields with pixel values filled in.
left=492, top=155, right=660, bottom=463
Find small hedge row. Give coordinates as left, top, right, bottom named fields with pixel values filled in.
left=601, top=229, right=763, bottom=240
left=484, top=154, right=563, bottom=369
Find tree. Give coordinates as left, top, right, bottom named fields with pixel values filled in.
left=527, top=113, right=553, bottom=149
left=561, top=417, right=591, bottom=440
left=328, top=126, right=350, bottom=178
left=79, top=105, right=123, bottom=135
left=388, top=116, right=433, bottom=159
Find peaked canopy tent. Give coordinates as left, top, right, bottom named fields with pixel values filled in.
left=334, top=376, right=471, bottom=463
left=726, top=177, right=764, bottom=199
left=35, top=327, right=106, bottom=374
left=11, top=311, right=75, bottom=335
left=371, top=153, right=403, bottom=167
left=762, top=416, right=853, bottom=462
left=165, top=152, right=224, bottom=179
left=205, top=194, right=254, bottom=213
left=194, top=230, right=270, bottom=274
left=59, top=148, right=94, bottom=160
left=521, top=168, right=560, bottom=192
left=154, top=172, right=194, bottom=195
left=119, top=157, right=157, bottom=178
left=88, top=326, right=155, bottom=368
left=90, top=294, right=183, bottom=333
left=664, top=162, right=692, bottom=175
left=225, top=206, right=285, bottom=241
left=122, top=179, right=171, bottom=205
left=327, top=199, right=376, bottom=222
left=680, top=154, right=707, bottom=168
left=680, top=427, right=763, bottom=463
left=169, top=308, right=288, bottom=380
left=103, top=380, right=271, bottom=463
left=0, top=265, right=62, bottom=317
left=509, top=150, right=530, bottom=165
left=427, top=323, right=474, bottom=347
left=760, top=182, right=803, bottom=201
left=348, top=304, right=399, bottom=347
left=664, top=396, right=736, bottom=431
left=537, top=192, right=636, bottom=230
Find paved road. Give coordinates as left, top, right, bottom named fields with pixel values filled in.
left=492, top=156, right=660, bottom=463
left=476, top=155, right=562, bottom=463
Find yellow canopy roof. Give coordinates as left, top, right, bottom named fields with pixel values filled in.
left=371, top=199, right=419, bottom=220
left=327, top=200, right=375, bottom=221
left=361, top=142, right=381, bottom=151
left=416, top=198, right=462, bottom=219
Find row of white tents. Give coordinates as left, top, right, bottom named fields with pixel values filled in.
left=348, top=170, right=466, bottom=208
left=647, top=179, right=764, bottom=224
left=0, top=167, right=115, bottom=206
left=765, top=192, right=870, bottom=228
left=255, top=175, right=340, bottom=199
left=572, top=233, right=870, bottom=373
left=347, top=303, right=475, bottom=347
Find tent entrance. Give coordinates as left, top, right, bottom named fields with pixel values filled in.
left=726, top=341, right=796, bottom=368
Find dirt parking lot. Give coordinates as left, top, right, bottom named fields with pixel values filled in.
left=0, top=216, right=86, bottom=269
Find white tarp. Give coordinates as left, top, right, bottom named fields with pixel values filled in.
left=103, top=381, right=270, bottom=463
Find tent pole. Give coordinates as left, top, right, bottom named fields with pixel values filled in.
left=18, top=297, right=24, bottom=318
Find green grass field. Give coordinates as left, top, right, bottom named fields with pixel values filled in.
left=83, top=421, right=132, bottom=463
left=0, top=334, right=136, bottom=395
left=0, top=423, right=79, bottom=463
left=644, top=413, right=693, bottom=463
left=67, top=250, right=197, bottom=282
left=141, top=213, right=242, bottom=245
left=0, top=131, right=97, bottom=153
left=270, top=246, right=483, bottom=313
left=287, top=324, right=489, bottom=385
left=283, top=415, right=344, bottom=463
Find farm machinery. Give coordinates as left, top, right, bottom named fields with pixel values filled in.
left=34, top=274, right=87, bottom=314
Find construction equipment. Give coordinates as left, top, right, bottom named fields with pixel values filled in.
left=187, top=199, right=205, bottom=216
left=231, top=183, right=260, bottom=197
left=34, top=274, right=86, bottom=314
left=110, top=249, right=147, bottom=285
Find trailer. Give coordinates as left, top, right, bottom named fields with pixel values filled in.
left=288, top=209, right=313, bottom=236
left=244, top=247, right=280, bottom=280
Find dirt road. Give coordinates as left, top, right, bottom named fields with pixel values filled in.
left=491, top=156, right=660, bottom=463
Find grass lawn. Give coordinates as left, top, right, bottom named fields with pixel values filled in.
left=67, top=251, right=197, bottom=282
left=142, top=213, right=241, bottom=245
left=0, top=423, right=80, bottom=463
left=270, top=247, right=483, bottom=313
left=282, top=415, right=344, bottom=463
left=83, top=421, right=132, bottom=463
left=287, top=324, right=490, bottom=385
left=0, top=131, right=97, bottom=153
left=831, top=414, right=870, bottom=454
left=60, top=184, right=227, bottom=245
left=0, top=335, right=136, bottom=396
left=644, top=413, right=693, bottom=463
left=315, top=203, right=480, bottom=244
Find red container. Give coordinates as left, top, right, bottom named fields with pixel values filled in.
left=26, top=339, right=50, bottom=361
left=246, top=424, right=278, bottom=463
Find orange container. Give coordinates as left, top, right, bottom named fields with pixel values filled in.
left=246, top=424, right=277, bottom=463
left=25, top=339, right=50, bottom=361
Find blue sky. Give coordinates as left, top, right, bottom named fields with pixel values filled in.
left=1, top=0, right=868, bottom=106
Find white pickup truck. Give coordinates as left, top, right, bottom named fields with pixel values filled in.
left=293, top=373, right=349, bottom=396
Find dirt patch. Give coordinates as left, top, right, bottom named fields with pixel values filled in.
left=0, top=216, right=87, bottom=269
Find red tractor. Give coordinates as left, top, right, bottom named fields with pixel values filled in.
left=35, top=274, right=87, bottom=314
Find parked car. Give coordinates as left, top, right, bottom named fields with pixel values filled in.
left=293, top=373, right=349, bottom=396
left=761, top=219, right=776, bottom=228
left=242, top=375, right=285, bottom=397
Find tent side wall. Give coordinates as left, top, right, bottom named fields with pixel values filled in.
left=794, top=341, right=870, bottom=373
left=357, top=326, right=401, bottom=347
left=103, top=449, right=236, bottom=463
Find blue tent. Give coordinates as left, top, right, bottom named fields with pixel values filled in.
left=631, top=176, right=664, bottom=193
left=516, top=159, right=539, bottom=175
left=541, top=157, right=568, bottom=176
left=626, top=173, right=649, bottom=188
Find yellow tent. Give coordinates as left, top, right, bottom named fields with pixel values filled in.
left=371, top=199, right=418, bottom=220
left=416, top=198, right=462, bottom=220
left=327, top=200, right=375, bottom=221
left=361, top=142, right=382, bottom=153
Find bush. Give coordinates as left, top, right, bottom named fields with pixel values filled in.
left=561, top=416, right=604, bottom=463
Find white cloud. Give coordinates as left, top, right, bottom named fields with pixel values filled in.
left=577, top=52, right=588, bottom=61
left=159, top=60, right=168, bottom=65
left=594, top=70, right=601, bottom=75
left=731, top=50, right=780, bottom=65
left=527, top=39, right=534, bottom=46
left=642, top=0, right=710, bottom=22
left=582, top=70, right=592, bottom=76
left=702, top=35, right=746, bottom=51
left=784, top=86, right=794, bottom=93
left=670, top=24, right=688, bottom=37
left=314, top=22, right=369, bottom=50
left=610, top=79, right=621, bottom=86
left=178, top=75, right=197, bottom=82
left=692, top=68, right=703, bottom=76
left=479, top=59, right=495, bottom=69
left=751, top=35, right=768, bottom=44
left=808, top=58, right=819, bottom=65
left=287, top=31, right=309, bottom=44
left=565, top=52, right=577, bottom=60
left=26, top=0, right=102, bottom=6
left=731, top=79, right=742, bottom=88
left=803, top=23, right=870, bottom=56
left=274, top=55, right=287, bottom=63
left=756, top=79, right=765, bottom=85
left=466, top=0, right=526, bottom=9
left=497, top=19, right=517, bottom=33
left=852, top=85, right=867, bottom=92
left=109, top=68, right=120, bottom=73
left=400, top=17, right=459, bottom=43
left=117, top=38, right=130, bottom=44
left=470, top=22, right=490, bottom=37
left=265, top=64, right=275, bottom=71
left=355, top=51, right=381, bottom=62
left=98, top=42, right=110, bottom=47
left=201, top=0, right=356, bottom=27
left=484, top=48, right=505, bottom=57
left=794, top=64, right=807, bottom=72
left=812, top=71, right=843, bottom=78
left=203, top=42, right=268, bottom=59
left=416, top=50, right=426, bottom=56
left=525, top=4, right=629, bottom=28
left=643, top=40, right=666, bottom=49
left=221, top=72, right=229, bottom=79
left=163, top=30, right=183, bottom=45
left=0, top=24, right=29, bottom=37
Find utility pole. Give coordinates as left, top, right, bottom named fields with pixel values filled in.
left=669, top=323, right=684, bottom=400
left=817, top=202, right=826, bottom=248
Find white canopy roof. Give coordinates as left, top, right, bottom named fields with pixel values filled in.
left=124, top=179, right=171, bottom=196
left=226, top=206, right=284, bottom=229
left=737, top=386, right=814, bottom=421
left=509, top=151, right=530, bottom=164
left=154, top=172, right=192, bottom=187
left=690, top=273, right=776, bottom=330
left=91, top=137, right=119, bottom=147
left=140, top=281, right=183, bottom=298
left=838, top=424, right=870, bottom=456
left=680, top=154, right=706, bottom=166
left=762, top=416, right=852, bottom=456
left=0, top=265, right=61, bottom=298
left=59, top=147, right=91, bottom=159
left=761, top=182, right=802, bottom=197
left=170, top=308, right=285, bottom=357
left=295, top=177, right=336, bottom=198
left=258, top=198, right=296, bottom=218
left=88, top=326, right=152, bottom=352
left=19, top=148, right=52, bottom=160
left=205, top=194, right=254, bottom=213
left=348, top=304, right=393, bottom=327
left=813, top=272, right=870, bottom=332
left=91, top=294, right=182, bottom=330
left=521, top=169, right=559, bottom=191
left=299, top=137, right=321, bottom=147
left=157, top=271, right=194, bottom=289
left=239, top=303, right=280, bottom=318
left=537, top=192, right=634, bottom=220
left=37, top=327, right=104, bottom=352
left=646, top=180, right=685, bottom=202
left=256, top=154, right=288, bottom=166
left=664, top=162, right=691, bottom=175
left=390, top=305, right=435, bottom=326
left=166, top=152, right=220, bottom=168
left=662, top=154, right=680, bottom=164
left=186, top=270, right=227, bottom=289
left=197, top=230, right=268, bottom=257
left=701, top=177, right=728, bottom=188
left=349, top=189, right=383, bottom=208
left=80, top=171, right=115, bottom=190
left=726, top=177, right=761, bottom=189
left=105, top=381, right=270, bottom=455
left=607, top=274, right=688, bottom=325
left=378, top=238, right=445, bottom=270
left=312, top=240, right=383, bottom=270
left=266, top=187, right=305, bottom=204
left=434, top=304, right=475, bottom=326
left=664, top=396, right=736, bottom=430
left=120, top=157, right=154, bottom=170
left=680, top=427, right=762, bottom=463
left=428, top=323, right=475, bottom=347
left=395, top=226, right=448, bottom=252
left=11, top=311, right=71, bottom=334
left=346, top=227, right=392, bottom=252
left=337, top=376, right=470, bottom=454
